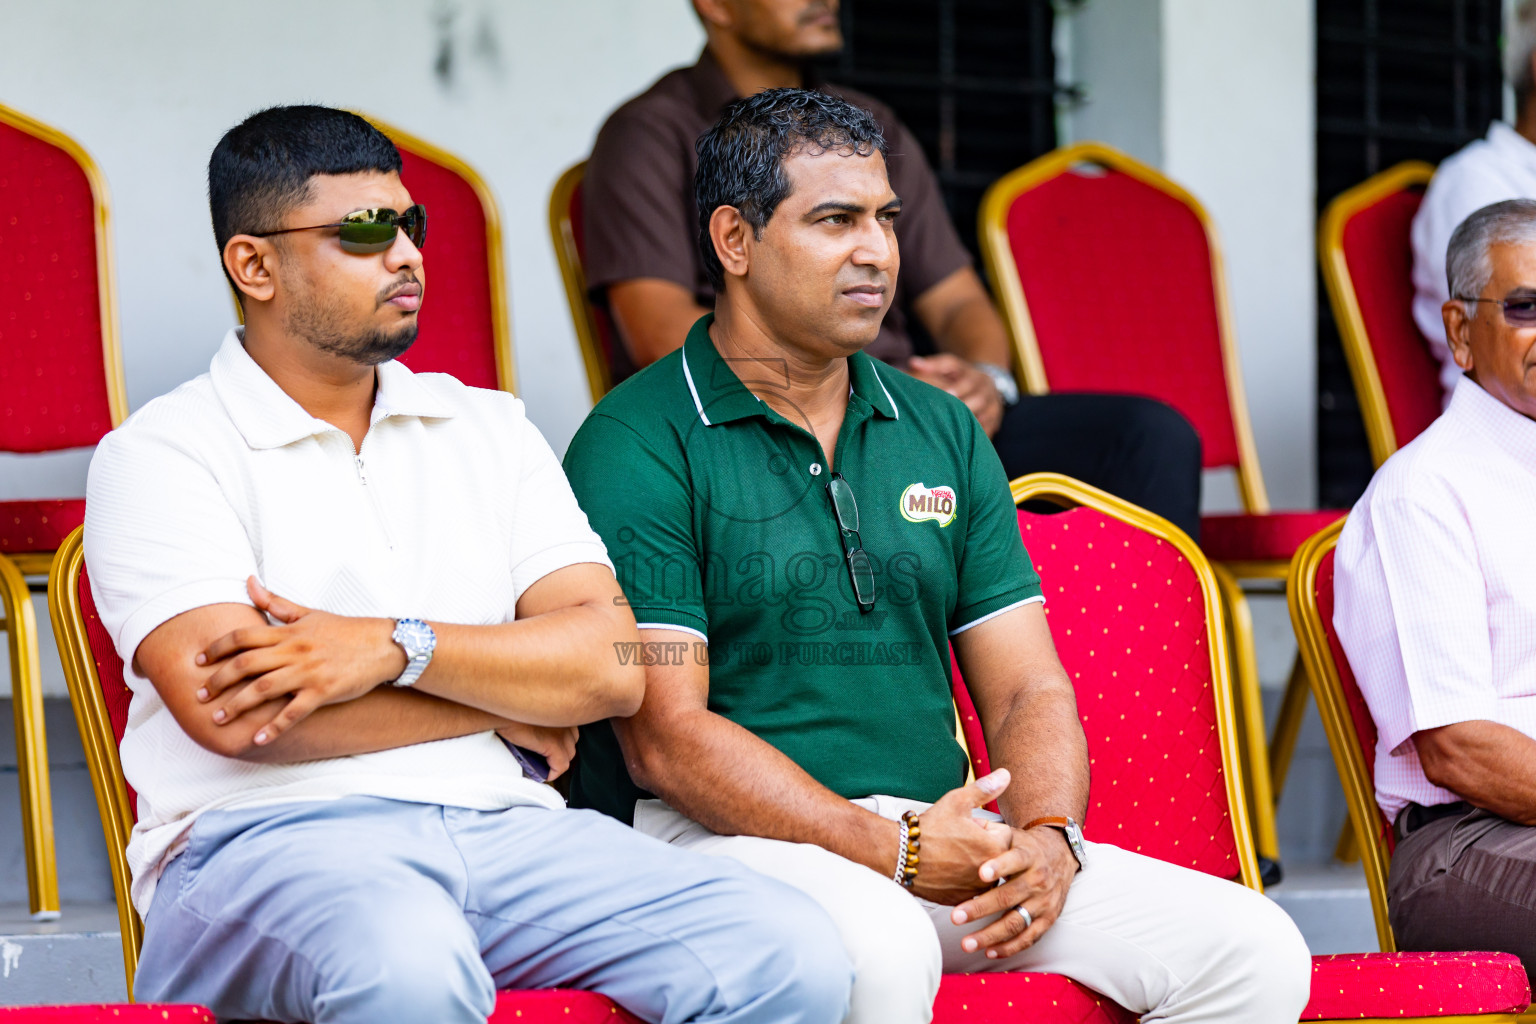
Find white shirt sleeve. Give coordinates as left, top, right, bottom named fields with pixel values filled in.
left=505, top=402, right=614, bottom=600
left=83, top=422, right=258, bottom=674
left=1335, top=491, right=1496, bottom=758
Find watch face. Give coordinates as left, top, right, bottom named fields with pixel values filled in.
left=395, top=619, right=436, bottom=658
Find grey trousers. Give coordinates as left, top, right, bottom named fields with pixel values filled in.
left=135, top=797, right=853, bottom=1024
left=1389, top=805, right=1536, bottom=978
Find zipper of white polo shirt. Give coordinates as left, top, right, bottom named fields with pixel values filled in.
left=351, top=436, right=396, bottom=550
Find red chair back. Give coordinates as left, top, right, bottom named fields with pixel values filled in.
left=550, top=161, right=633, bottom=402
left=981, top=145, right=1241, bottom=471
left=1311, top=547, right=1393, bottom=855
left=1289, top=517, right=1398, bottom=949
left=1320, top=162, right=1442, bottom=465
left=367, top=119, right=515, bottom=393
left=567, top=176, right=630, bottom=386
left=0, top=104, right=124, bottom=453
left=954, top=481, right=1251, bottom=884
left=78, top=562, right=136, bottom=813
left=49, top=527, right=142, bottom=986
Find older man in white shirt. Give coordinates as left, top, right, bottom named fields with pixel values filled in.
left=1411, top=0, right=1536, bottom=399
left=1339, top=197, right=1536, bottom=975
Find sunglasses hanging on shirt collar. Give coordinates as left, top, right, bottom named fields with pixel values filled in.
left=252, top=204, right=428, bottom=254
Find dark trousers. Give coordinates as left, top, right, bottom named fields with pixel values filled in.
left=993, top=393, right=1204, bottom=541
left=1389, top=804, right=1536, bottom=978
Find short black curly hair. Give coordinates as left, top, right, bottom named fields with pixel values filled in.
left=694, top=88, right=887, bottom=291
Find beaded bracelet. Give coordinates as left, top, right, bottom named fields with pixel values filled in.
left=899, top=810, right=921, bottom=889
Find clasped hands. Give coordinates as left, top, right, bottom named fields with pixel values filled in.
left=907, top=768, right=1078, bottom=960
left=192, top=576, right=577, bottom=776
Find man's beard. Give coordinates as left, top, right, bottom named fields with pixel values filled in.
left=304, top=318, right=418, bottom=366
left=284, top=277, right=420, bottom=366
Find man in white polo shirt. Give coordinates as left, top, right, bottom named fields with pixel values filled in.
left=82, top=104, right=851, bottom=1024
left=1339, top=198, right=1536, bottom=976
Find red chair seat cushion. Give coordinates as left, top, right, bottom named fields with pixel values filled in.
left=1200, top=509, right=1346, bottom=564
left=0, top=1008, right=213, bottom=1022
left=0, top=498, right=85, bottom=555
left=1301, top=951, right=1530, bottom=1020
left=934, top=973, right=1135, bottom=1023
left=489, top=990, right=642, bottom=1022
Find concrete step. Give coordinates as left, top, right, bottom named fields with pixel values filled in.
left=0, top=902, right=126, bottom=1006
left=1266, top=859, right=1382, bottom=956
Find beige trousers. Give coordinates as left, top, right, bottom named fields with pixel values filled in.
left=634, top=796, right=1310, bottom=1024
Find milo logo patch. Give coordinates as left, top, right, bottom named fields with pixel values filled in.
left=900, top=482, right=957, bottom=527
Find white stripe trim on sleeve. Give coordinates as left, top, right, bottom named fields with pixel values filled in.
left=948, top=595, right=1045, bottom=636
left=636, top=622, right=709, bottom=643
left=681, top=350, right=712, bottom=426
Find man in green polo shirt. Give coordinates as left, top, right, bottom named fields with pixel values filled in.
left=563, top=88, right=1309, bottom=1024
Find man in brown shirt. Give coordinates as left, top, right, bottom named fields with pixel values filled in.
left=582, top=0, right=1204, bottom=539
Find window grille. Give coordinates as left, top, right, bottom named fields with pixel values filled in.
left=828, top=0, right=1063, bottom=264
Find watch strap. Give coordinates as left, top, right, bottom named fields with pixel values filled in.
left=975, top=361, right=1021, bottom=406
left=1023, top=816, right=1072, bottom=831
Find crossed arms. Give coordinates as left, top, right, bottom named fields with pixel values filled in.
left=617, top=601, right=1089, bottom=959
left=134, top=563, right=642, bottom=771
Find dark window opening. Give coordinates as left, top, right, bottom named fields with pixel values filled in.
left=826, top=0, right=1062, bottom=266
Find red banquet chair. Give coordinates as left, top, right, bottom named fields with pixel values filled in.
left=549, top=159, right=636, bottom=403
left=0, top=994, right=640, bottom=1024
left=45, top=527, right=651, bottom=1021
left=0, top=100, right=129, bottom=919
left=1319, top=161, right=1443, bottom=468
left=1288, top=519, right=1534, bottom=1022
left=348, top=116, right=517, bottom=393
left=942, top=474, right=1528, bottom=1022
left=978, top=141, right=1347, bottom=868
left=0, top=1008, right=214, bottom=1022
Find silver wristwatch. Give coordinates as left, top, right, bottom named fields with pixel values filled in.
left=391, top=618, right=436, bottom=688
left=1028, top=816, right=1088, bottom=871
left=975, top=361, right=1020, bottom=407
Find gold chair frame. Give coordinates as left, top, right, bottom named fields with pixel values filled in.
left=1, top=100, right=129, bottom=918
left=979, top=143, right=1293, bottom=866
left=1287, top=519, right=1388, bottom=942
left=1008, top=472, right=1263, bottom=891
left=1317, top=161, right=1437, bottom=468
left=47, top=527, right=141, bottom=991
left=549, top=160, right=612, bottom=404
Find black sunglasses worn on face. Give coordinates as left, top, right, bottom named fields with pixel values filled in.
left=826, top=472, right=876, bottom=613
left=1456, top=294, right=1536, bottom=327
left=253, top=204, right=428, bottom=254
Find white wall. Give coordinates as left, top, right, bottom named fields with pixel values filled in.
left=1163, top=0, right=1316, bottom=510
left=0, top=0, right=706, bottom=505
left=0, top=0, right=704, bottom=695
left=1066, top=0, right=1163, bottom=169
left=1064, top=0, right=1317, bottom=510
